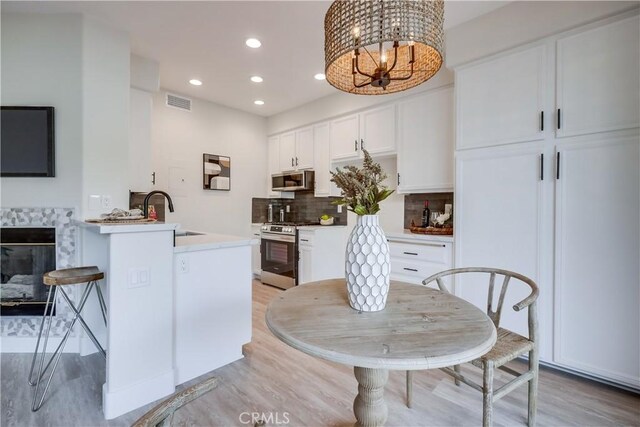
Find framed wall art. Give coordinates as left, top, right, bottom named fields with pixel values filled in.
left=203, top=154, right=231, bottom=191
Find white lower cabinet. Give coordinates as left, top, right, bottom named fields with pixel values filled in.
left=553, top=136, right=639, bottom=388
left=455, top=144, right=553, bottom=350
left=173, top=245, right=252, bottom=385
left=251, top=225, right=261, bottom=277
left=298, top=227, right=348, bottom=285
left=388, top=235, right=453, bottom=287
left=455, top=133, right=639, bottom=388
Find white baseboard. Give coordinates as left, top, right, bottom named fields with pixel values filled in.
left=0, top=335, right=79, bottom=354
left=103, top=369, right=175, bottom=420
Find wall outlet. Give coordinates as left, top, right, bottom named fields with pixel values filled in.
left=337, top=205, right=343, bottom=213
left=101, top=195, right=112, bottom=210
left=178, top=257, right=189, bottom=274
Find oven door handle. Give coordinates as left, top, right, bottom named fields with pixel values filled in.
left=260, top=233, right=296, bottom=243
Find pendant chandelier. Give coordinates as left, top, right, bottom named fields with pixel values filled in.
left=324, top=0, right=444, bottom=95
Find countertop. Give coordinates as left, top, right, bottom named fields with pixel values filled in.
left=385, top=229, right=454, bottom=244
left=174, top=231, right=258, bottom=253
left=75, top=220, right=179, bottom=234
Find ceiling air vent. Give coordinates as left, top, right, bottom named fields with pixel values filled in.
left=166, top=93, right=192, bottom=112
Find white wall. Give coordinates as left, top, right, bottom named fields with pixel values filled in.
left=82, top=17, right=130, bottom=218
left=1, top=13, right=131, bottom=218
left=151, top=91, right=267, bottom=237
left=445, top=0, right=638, bottom=68
left=1, top=13, right=83, bottom=209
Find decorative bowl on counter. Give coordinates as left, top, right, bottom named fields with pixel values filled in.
left=320, top=217, right=335, bottom=226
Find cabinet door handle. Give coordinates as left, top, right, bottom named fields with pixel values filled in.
left=540, top=153, right=544, bottom=181
left=556, top=152, right=560, bottom=179
left=291, top=158, right=294, bottom=167
left=354, top=140, right=358, bottom=151
left=300, top=239, right=309, bottom=242
left=151, top=172, right=156, bottom=185
left=403, top=267, right=418, bottom=272
left=295, top=157, right=299, bottom=166
left=360, top=139, right=364, bottom=150
left=540, top=111, right=544, bottom=132
left=397, top=173, right=400, bottom=185
left=403, top=252, right=418, bottom=256
left=557, top=108, right=561, bottom=130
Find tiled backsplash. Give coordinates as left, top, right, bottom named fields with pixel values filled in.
left=404, top=193, right=454, bottom=229
left=252, top=191, right=347, bottom=224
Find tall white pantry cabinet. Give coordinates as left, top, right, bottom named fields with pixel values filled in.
left=454, top=11, right=639, bottom=389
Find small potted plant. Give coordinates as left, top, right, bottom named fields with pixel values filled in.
left=331, top=149, right=394, bottom=312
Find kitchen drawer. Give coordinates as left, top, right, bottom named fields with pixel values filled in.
left=298, top=231, right=314, bottom=246
left=388, top=240, right=451, bottom=264
left=390, top=258, right=448, bottom=282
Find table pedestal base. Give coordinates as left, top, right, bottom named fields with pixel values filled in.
left=353, top=367, right=389, bottom=427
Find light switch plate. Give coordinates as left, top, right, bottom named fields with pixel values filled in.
left=128, top=268, right=150, bottom=288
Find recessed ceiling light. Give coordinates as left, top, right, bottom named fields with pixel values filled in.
left=314, top=73, right=326, bottom=80
left=254, top=100, right=265, bottom=106
left=245, top=38, right=262, bottom=48
left=250, top=76, right=264, bottom=83
left=189, top=79, right=203, bottom=86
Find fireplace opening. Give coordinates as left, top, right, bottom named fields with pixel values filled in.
left=1, top=228, right=56, bottom=316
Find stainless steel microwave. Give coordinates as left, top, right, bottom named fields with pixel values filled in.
left=271, top=170, right=314, bottom=192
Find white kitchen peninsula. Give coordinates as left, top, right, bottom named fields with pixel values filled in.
left=78, top=221, right=178, bottom=419
left=173, top=232, right=254, bottom=385
left=77, top=221, right=255, bottom=419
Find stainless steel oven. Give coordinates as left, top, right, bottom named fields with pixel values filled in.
left=260, top=225, right=298, bottom=289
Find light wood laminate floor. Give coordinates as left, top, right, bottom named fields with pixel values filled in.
left=2, top=281, right=639, bottom=426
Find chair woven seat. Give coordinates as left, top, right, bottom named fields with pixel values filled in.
left=472, top=328, right=534, bottom=368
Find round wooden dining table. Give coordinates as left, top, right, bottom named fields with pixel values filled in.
left=265, top=278, right=496, bottom=427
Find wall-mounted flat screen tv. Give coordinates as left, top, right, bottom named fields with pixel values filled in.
left=1, top=106, right=55, bottom=177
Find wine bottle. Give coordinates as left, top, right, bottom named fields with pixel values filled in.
left=421, top=201, right=430, bottom=227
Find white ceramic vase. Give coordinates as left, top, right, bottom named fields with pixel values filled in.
left=345, top=215, right=390, bottom=312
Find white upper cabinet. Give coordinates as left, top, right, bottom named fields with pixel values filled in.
left=330, top=106, right=397, bottom=162
left=313, top=122, right=331, bottom=197
left=397, top=87, right=454, bottom=193
left=330, top=114, right=360, bottom=161
left=278, top=132, right=296, bottom=172
left=295, top=127, right=314, bottom=170
left=277, top=128, right=314, bottom=172
left=456, top=45, right=547, bottom=150
left=556, top=15, right=640, bottom=138
left=267, top=135, right=280, bottom=196
left=358, top=104, right=396, bottom=156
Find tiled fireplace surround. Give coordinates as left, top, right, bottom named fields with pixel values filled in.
left=1, top=208, right=78, bottom=344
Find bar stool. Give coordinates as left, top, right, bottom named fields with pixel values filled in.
left=28, top=266, right=107, bottom=412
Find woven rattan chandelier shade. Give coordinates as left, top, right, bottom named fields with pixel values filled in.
left=324, top=0, right=444, bottom=95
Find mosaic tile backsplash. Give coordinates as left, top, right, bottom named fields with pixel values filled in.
left=1, top=208, right=78, bottom=338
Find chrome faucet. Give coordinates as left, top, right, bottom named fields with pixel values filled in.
left=143, top=191, right=174, bottom=218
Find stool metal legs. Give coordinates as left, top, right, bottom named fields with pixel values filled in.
left=28, top=280, right=107, bottom=412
